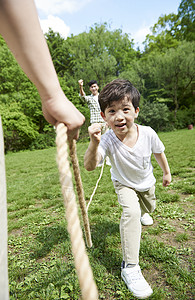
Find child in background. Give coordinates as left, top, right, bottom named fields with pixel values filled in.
left=78, top=79, right=105, bottom=125
left=84, top=79, right=171, bottom=299
left=79, top=78, right=111, bottom=166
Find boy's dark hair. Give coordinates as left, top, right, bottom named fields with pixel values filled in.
left=98, top=79, right=140, bottom=113
left=88, top=80, right=98, bottom=87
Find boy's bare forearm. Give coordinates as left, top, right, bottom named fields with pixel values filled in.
left=154, top=152, right=171, bottom=186
left=154, top=152, right=170, bottom=173
left=84, top=142, right=101, bottom=171
left=85, top=123, right=102, bottom=170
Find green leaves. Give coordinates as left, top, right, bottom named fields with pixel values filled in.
left=0, top=4, right=194, bottom=152
left=144, top=0, right=195, bottom=52
left=46, top=23, right=136, bottom=89
left=138, top=102, right=171, bottom=132
left=1, top=102, right=38, bottom=152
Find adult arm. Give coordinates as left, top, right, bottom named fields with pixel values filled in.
left=153, top=152, right=172, bottom=187
left=0, top=0, right=85, bottom=139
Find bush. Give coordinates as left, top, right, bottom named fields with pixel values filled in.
left=29, top=131, right=56, bottom=150
left=138, top=102, right=173, bottom=132
left=1, top=103, right=39, bottom=152
left=173, top=105, right=195, bottom=129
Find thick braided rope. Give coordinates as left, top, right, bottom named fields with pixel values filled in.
left=56, top=123, right=98, bottom=300
left=69, top=139, right=92, bottom=248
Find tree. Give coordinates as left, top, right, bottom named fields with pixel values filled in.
left=0, top=36, right=55, bottom=151
left=178, top=0, right=195, bottom=41
left=138, top=102, right=171, bottom=132
left=46, top=23, right=136, bottom=89
left=0, top=36, right=29, bottom=94
left=1, top=102, right=38, bottom=152
left=143, top=0, right=195, bottom=53
left=144, top=30, right=179, bottom=54
left=45, top=29, right=66, bottom=76
left=148, top=41, right=195, bottom=117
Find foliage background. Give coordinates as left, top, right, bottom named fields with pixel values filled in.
left=0, top=0, right=194, bottom=152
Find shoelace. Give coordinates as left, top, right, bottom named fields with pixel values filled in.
left=125, top=268, right=144, bottom=283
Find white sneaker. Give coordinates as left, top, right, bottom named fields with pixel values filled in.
left=140, top=213, right=153, bottom=226
left=121, top=265, right=153, bottom=299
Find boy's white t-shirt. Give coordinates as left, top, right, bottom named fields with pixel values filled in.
left=98, top=124, right=165, bottom=192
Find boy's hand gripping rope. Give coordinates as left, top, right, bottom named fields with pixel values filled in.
left=55, top=123, right=98, bottom=300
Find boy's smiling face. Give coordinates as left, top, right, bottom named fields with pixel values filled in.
left=101, top=97, right=139, bottom=139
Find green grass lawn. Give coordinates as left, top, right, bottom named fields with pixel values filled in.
left=5, top=128, right=195, bottom=299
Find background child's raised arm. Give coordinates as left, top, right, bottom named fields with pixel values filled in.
left=78, top=79, right=85, bottom=97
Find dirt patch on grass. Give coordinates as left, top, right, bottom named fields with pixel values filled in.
left=142, top=212, right=194, bottom=250
left=9, top=228, right=23, bottom=236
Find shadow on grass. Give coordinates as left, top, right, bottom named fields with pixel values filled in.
left=89, top=220, right=122, bottom=275
left=30, top=224, right=69, bottom=259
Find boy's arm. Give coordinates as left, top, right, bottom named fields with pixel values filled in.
left=84, top=124, right=102, bottom=171
left=154, top=152, right=171, bottom=187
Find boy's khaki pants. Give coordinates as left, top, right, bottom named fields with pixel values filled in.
left=113, top=181, right=156, bottom=265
